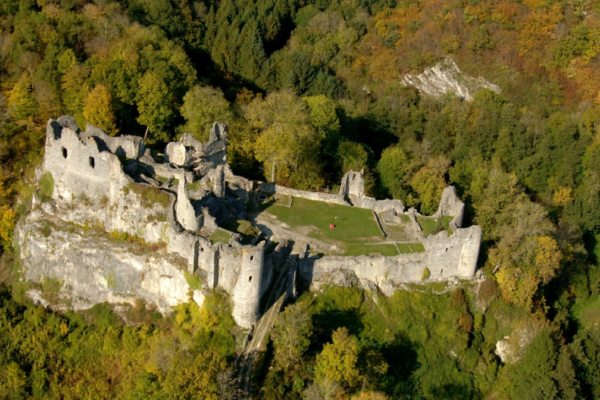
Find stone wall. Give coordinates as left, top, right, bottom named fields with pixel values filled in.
left=45, top=120, right=130, bottom=201
left=299, top=225, right=481, bottom=285
left=83, top=124, right=144, bottom=160
left=432, top=186, right=465, bottom=230
left=259, top=183, right=350, bottom=205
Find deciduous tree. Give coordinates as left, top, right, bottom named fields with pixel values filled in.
left=83, top=84, right=118, bottom=135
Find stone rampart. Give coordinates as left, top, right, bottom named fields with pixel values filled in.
left=299, top=225, right=481, bottom=285
left=259, top=183, right=350, bottom=205
left=19, top=116, right=481, bottom=331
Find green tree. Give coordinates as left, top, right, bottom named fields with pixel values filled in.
left=410, top=156, right=451, bottom=215
left=83, top=84, right=118, bottom=135
left=315, top=327, right=361, bottom=388
left=271, top=302, right=313, bottom=369
left=377, top=145, right=411, bottom=200
left=505, top=331, right=559, bottom=400
left=180, top=86, right=233, bottom=142
left=243, top=90, right=316, bottom=183
left=137, top=71, right=173, bottom=143
left=8, top=73, right=37, bottom=120
left=303, top=95, right=340, bottom=138
left=336, top=141, right=371, bottom=174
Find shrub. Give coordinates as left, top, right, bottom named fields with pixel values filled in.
left=124, top=183, right=171, bottom=208
left=39, top=172, right=54, bottom=199
left=422, top=267, right=430, bottom=281
left=184, top=271, right=203, bottom=290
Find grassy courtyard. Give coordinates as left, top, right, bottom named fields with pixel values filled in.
left=209, top=229, right=232, bottom=244
left=262, top=197, right=398, bottom=256
left=417, top=216, right=455, bottom=236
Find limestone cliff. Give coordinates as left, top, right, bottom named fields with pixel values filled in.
left=401, top=58, right=501, bottom=100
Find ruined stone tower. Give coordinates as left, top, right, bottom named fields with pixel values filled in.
left=231, top=244, right=266, bottom=328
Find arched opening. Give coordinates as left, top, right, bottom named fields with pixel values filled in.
left=248, top=276, right=252, bottom=282
left=62, top=147, right=67, bottom=159
left=89, top=157, right=95, bottom=169
left=250, top=256, right=254, bottom=261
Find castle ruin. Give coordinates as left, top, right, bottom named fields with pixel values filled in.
left=15, top=116, right=481, bottom=328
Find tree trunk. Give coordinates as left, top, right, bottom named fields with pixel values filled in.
left=271, top=161, right=276, bottom=183
left=143, top=125, right=149, bottom=140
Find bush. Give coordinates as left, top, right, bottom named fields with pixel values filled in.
left=39, top=172, right=54, bottom=199
left=422, top=267, right=430, bottom=281
left=123, top=183, right=171, bottom=208
left=184, top=271, right=203, bottom=290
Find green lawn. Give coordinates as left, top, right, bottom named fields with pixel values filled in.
left=417, top=217, right=438, bottom=236
left=257, top=192, right=292, bottom=208
left=345, top=243, right=399, bottom=256
left=398, top=214, right=411, bottom=223
left=398, top=243, right=426, bottom=253
left=572, top=294, right=600, bottom=327
left=262, top=197, right=385, bottom=255
left=209, top=229, right=232, bottom=244
left=417, top=216, right=455, bottom=236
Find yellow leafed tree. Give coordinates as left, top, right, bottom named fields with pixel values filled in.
left=0, top=206, right=16, bottom=250
left=83, top=84, right=118, bottom=135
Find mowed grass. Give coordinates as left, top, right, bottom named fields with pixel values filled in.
left=398, top=243, right=426, bottom=254
left=263, top=197, right=385, bottom=254
left=572, top=294, right=600, bottom=327
left=417, top=216, right=455, bottom=236
left=345, top=243, right=399, bottom=256
left=209, top=229, right=232, bottom=244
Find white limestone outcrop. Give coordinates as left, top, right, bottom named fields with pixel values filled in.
left=401, top=58, right=500, bottom=101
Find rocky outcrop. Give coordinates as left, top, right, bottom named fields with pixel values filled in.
left=16, top=207, right=199, bottom=314
left=401, top=58, right=501, bottom=101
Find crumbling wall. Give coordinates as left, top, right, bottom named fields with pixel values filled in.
left=432, top=186, right=465, bottom=229
left=176, top=175, right=201, bottom=231
left=44, top=119, right=130, bottom=201
left=83, top=123, right=144, bottom=160
left=299, top=226, right=481, bottom=286
left=259, top=183, right=350, bottom=205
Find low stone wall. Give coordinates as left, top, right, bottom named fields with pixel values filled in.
left=299, top=225, right=481, bottom=286
left=358, top=196, right=405, bottom=214
left=259, top=183, right=350, bottom=206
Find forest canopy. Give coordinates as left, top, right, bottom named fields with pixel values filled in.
left=0, top=0, right=600, bottom=398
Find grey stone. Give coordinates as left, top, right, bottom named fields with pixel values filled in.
left=17, top=115, right=481, bottom=331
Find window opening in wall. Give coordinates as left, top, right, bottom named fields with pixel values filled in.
left=248, top=276, right=252, bottom=282
left=440, top=269, right=443, bottom=274
left=250, top=256, right=254, bottom=261
left=89, top=157, right=95, bottom=169
left=201, top=248, right=204, bottom=252
left=62, top=147, right=67, bottom=158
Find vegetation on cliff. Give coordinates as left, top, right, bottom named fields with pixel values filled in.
left=0, top=0, right=599, bottom=398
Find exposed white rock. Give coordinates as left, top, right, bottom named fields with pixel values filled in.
left=495, top=326, right=540, bottom=363
left=401, top=58, right=500, bottom=101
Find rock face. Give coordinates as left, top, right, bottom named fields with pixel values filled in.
left=17, top=209, right=193, bottom=313
left=401, top=58, right=501, bottom=101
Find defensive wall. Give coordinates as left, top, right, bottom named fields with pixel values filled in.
left=17, top=115, right=482, bottom=330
